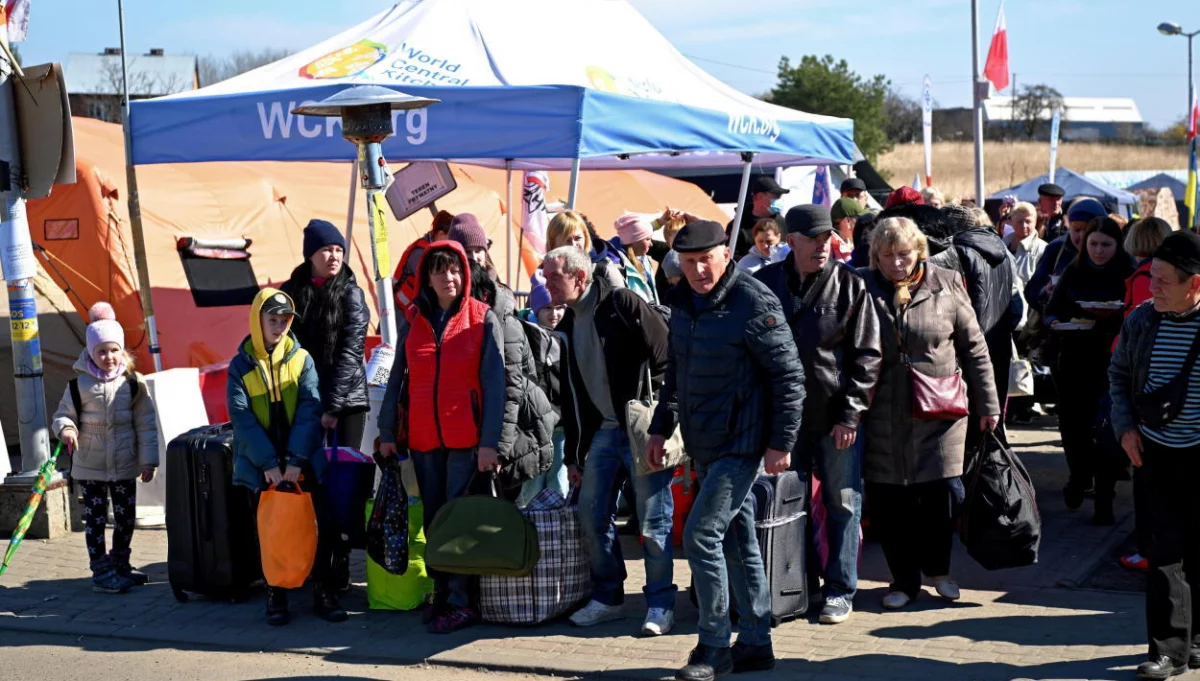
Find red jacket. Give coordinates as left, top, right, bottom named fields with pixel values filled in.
left=1113, top=258, right=1153, bottom=352
left=393, top=235, right=434, bottom=313
left=404, top=242, right=489, bottom=452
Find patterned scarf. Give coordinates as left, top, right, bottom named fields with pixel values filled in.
left=893, top=262, right=925, bottom=309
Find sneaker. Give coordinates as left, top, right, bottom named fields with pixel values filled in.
left=641, top=608, right=674, bottom=636
left=91, top=567, right=134, bottom=594
left=109, top=551, right=149, bottom=586
left=1121, top=553, right=1150, bottom=571
left=428, top=606, right=479, bottom=634
left=569, top=600, right=625, bottom=627
left=730, top=642, right=775, bottom=673
left=881, top=591, right=912, bottom=610
left=932, top=577, right=960, bottom=601
left=676, top=644, right=733, bottom=681
left=819, top=595, right=853, bottom=624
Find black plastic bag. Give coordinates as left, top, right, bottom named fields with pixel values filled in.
left=960, top=432, right=1041, bottom=570
left=366, top=454, right=409, bottom=575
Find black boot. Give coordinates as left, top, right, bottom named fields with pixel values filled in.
left=676, top=645, right=733, bottom=681
left=1136, top=655, right=1186, bottom=679
left=266, top=587, right=290, bottom=626
left=1062, top=483, right=1085, bottom=511
left=332, top=549, right=351, bottom=594
left=109, top=549, right=149, bottom=586
left=1092, top=496, right=1115, bottom=526
left=90, top=557, right=134, bottom=594
left=731, top=642, right=776, bottom=673
left=313, top=584, right=348, bottom=623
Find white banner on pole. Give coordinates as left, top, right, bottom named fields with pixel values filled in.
left=922, top=75, right=933, bottom=187
left=1048, top=107, right=1062, bottom=184
left=522, top=171, right=550, bottom=259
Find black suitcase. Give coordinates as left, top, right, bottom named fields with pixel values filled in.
left=166, top=423, right=262, bottom=602
left=748, top=471, right=808, bottom=626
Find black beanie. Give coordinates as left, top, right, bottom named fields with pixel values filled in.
left=303, top=219, right=346, bottom=260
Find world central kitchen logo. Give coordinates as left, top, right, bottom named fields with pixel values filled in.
left=299, top=40, right=389, bottom=80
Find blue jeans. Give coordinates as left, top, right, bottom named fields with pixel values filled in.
left=410, top=448, right=476, bottom=609
left=687, top=455, right=771, bottom=649
left=577, top=427, right=676, bottom=610
left=517, top=430, right=569, bottom=507
left=804, top=431, right=863, bottom=599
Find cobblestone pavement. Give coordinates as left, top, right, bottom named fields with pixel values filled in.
left=0, top=421, right=1172, bottom=681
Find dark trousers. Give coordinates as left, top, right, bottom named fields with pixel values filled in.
left=310, top=411, right=368, bottom=585
left=1054, top=349, right=1116, bottom=502
left=79, top=479, right=137, bottom=567
left=1143, top=437, right=1200, bottom=664
left=411, top=448, right=477, bottom=609
left=867, top=479, right=956, bottom=598
left=1133, top=464, right=1151, bottom=557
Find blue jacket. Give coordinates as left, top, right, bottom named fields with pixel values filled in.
left=1024, top=235, right=1077, bottom=311
left=650, top=265, right=805, bottom=463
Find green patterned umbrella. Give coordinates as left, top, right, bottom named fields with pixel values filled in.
left=0, top=443, right=64, bottom=577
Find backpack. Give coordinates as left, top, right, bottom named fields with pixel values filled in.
left=519, top=318, right=565, bottom=413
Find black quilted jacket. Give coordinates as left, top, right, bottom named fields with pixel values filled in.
left=283, top=273, right=369, bottom=416
left=650, top=265, right=805, bottom=463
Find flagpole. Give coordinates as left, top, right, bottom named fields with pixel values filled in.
left=971, top=0, right=986, bottom=205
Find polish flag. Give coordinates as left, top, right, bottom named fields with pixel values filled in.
left=983, top=2, right=1009, bottom=91
left=1188, top=92, right=1199, bottom=142
left=3, top=0, right=28, bottom=44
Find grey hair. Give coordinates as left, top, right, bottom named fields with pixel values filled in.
left=544, top=246, right=594, bottom=286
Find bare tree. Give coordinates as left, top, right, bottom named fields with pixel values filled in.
left=884, top=88, right=924, bottom=144
left=198, top=48, right=292, bottom=87
left=90, top=57, right=191, bottom=123
left=1011, top=84, right=1065, bottom=141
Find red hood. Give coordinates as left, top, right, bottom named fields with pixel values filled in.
left=409, top=240, right=472, bottom=320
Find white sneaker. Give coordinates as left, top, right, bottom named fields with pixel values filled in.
left=569, top=600, right=625, bottom=627
left=881, top=591, right=912, bottom=610
left=932, top=577, right=960, bottom=601
left=640, top=607, right=674, bottom=636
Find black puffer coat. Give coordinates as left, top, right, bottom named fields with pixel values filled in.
left=492, top=287, right=556, bottom=489
left=651, top=265, right=805, bottom=463
left=952, top=228, right=1015, bottom=335
left=283, top=270, right=369, bottom=416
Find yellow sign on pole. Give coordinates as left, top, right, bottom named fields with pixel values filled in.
left=369, top=190, right=390, bottom=277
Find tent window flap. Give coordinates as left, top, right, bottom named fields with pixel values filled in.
left=177, top=237, right=259, bottom=308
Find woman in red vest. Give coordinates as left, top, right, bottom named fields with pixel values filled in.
left=378, top=241, right=505, bottom=634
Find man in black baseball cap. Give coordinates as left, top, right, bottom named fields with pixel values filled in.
left=727, top=176, right=789, bottom=262
left=1037, top=183, right=1066, bottom=241
left=653, top=218, right=804, bottom=680
left=1110, top=229, right=1200, bottom=680
left=840, top=177, right=869, bottom=208
left=754, top=206, right=880, bottom=626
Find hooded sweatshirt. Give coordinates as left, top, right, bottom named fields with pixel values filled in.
left=227, top=287, right=324, bottom=491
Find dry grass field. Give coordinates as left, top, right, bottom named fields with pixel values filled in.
left=877, top=142, right=1188, bottom=202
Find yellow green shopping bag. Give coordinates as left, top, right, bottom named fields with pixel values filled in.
left=365, top=498, right=433, bottom=610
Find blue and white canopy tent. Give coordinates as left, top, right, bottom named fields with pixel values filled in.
left=127, top=0, right=854, bottom=350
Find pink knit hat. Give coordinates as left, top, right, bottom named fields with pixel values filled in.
left=614, top=213, right=653, bottom=245
left=85, top=302, right=124, bottom=358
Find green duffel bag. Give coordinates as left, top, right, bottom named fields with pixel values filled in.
left=365, top=499, right=434, bottom=611
left=426, top=490, right=540, bottom=577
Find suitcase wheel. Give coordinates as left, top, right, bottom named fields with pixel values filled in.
left=770, top=615, right=782, bottom=628
left=172, top=588, right=189, bottom=604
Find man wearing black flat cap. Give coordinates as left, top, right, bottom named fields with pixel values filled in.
left=1037, top=183, right=1066, bottom=242
left=648, top=220, right=805, bottom=681
left=728, top=176, right=789, bottom=261
left=840, top=177, right=869, bottom=209
left=1111, top=231, right=1200, bottom=680
left=755, top=205, right=881, bottom=625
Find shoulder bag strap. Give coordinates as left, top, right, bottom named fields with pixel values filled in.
left=69, top=378, right=82, bottom=430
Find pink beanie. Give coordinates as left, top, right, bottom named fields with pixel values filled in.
left=85, top=302, right=124, bottom=358
left=615, top=213, right=653, bottom=245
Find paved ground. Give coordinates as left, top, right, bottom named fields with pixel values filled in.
left=0, top=419, right=1171, bottom=681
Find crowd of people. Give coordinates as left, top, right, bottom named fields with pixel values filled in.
left=51, top=174, right=1200, bottom=681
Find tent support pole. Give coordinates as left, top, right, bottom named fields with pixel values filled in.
left=506, top=160, right=514, bottom=290
left=345, top=158, right=357, bottom=248
left=728, top=153, right=755, bottom=251
left=118, top=0, right=162, bottom=374
left=567, top=158, right=581, bottom=209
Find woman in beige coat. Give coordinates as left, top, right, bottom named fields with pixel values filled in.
left=51, top=303, right=158, bottom=595
left=861, top=218, right=1000, bottom=610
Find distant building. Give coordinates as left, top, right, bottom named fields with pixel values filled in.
left=64, top=48, right=198, bottom=123
left=932, top=96, right=1145, bottom=142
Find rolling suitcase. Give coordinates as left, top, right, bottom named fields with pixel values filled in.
left=748, top=471, right=809, bottom=626
left=166, top=423, right=262, bottom=602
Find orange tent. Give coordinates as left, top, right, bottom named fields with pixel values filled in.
left=27, top=118, right=724, bottom=370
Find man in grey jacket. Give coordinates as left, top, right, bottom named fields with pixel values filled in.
left=1110, top=231, right=1200, bottom=681
left=648, top=221, right=805, bottom=681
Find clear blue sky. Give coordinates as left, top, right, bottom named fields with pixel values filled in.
left=23, top=0, right=1200, bottom=129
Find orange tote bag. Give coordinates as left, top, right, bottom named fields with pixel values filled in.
left=257, top=484, right=318, bottom=588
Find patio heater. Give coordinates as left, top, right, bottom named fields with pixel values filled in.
left=292, top=87, right=439, bottom=346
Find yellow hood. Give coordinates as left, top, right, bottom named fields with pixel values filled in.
left=248, top=287, right=296, bottom=362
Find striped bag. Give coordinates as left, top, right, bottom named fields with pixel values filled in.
left=479, top=489, right=590, bottom=625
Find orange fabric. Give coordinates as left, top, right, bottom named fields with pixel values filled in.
left=257, top=484, right=318, bottom=588
left=29, top=118, right=725, bottom=371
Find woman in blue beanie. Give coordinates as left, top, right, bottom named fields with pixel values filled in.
left=280, top=218, right=370, bottom=603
